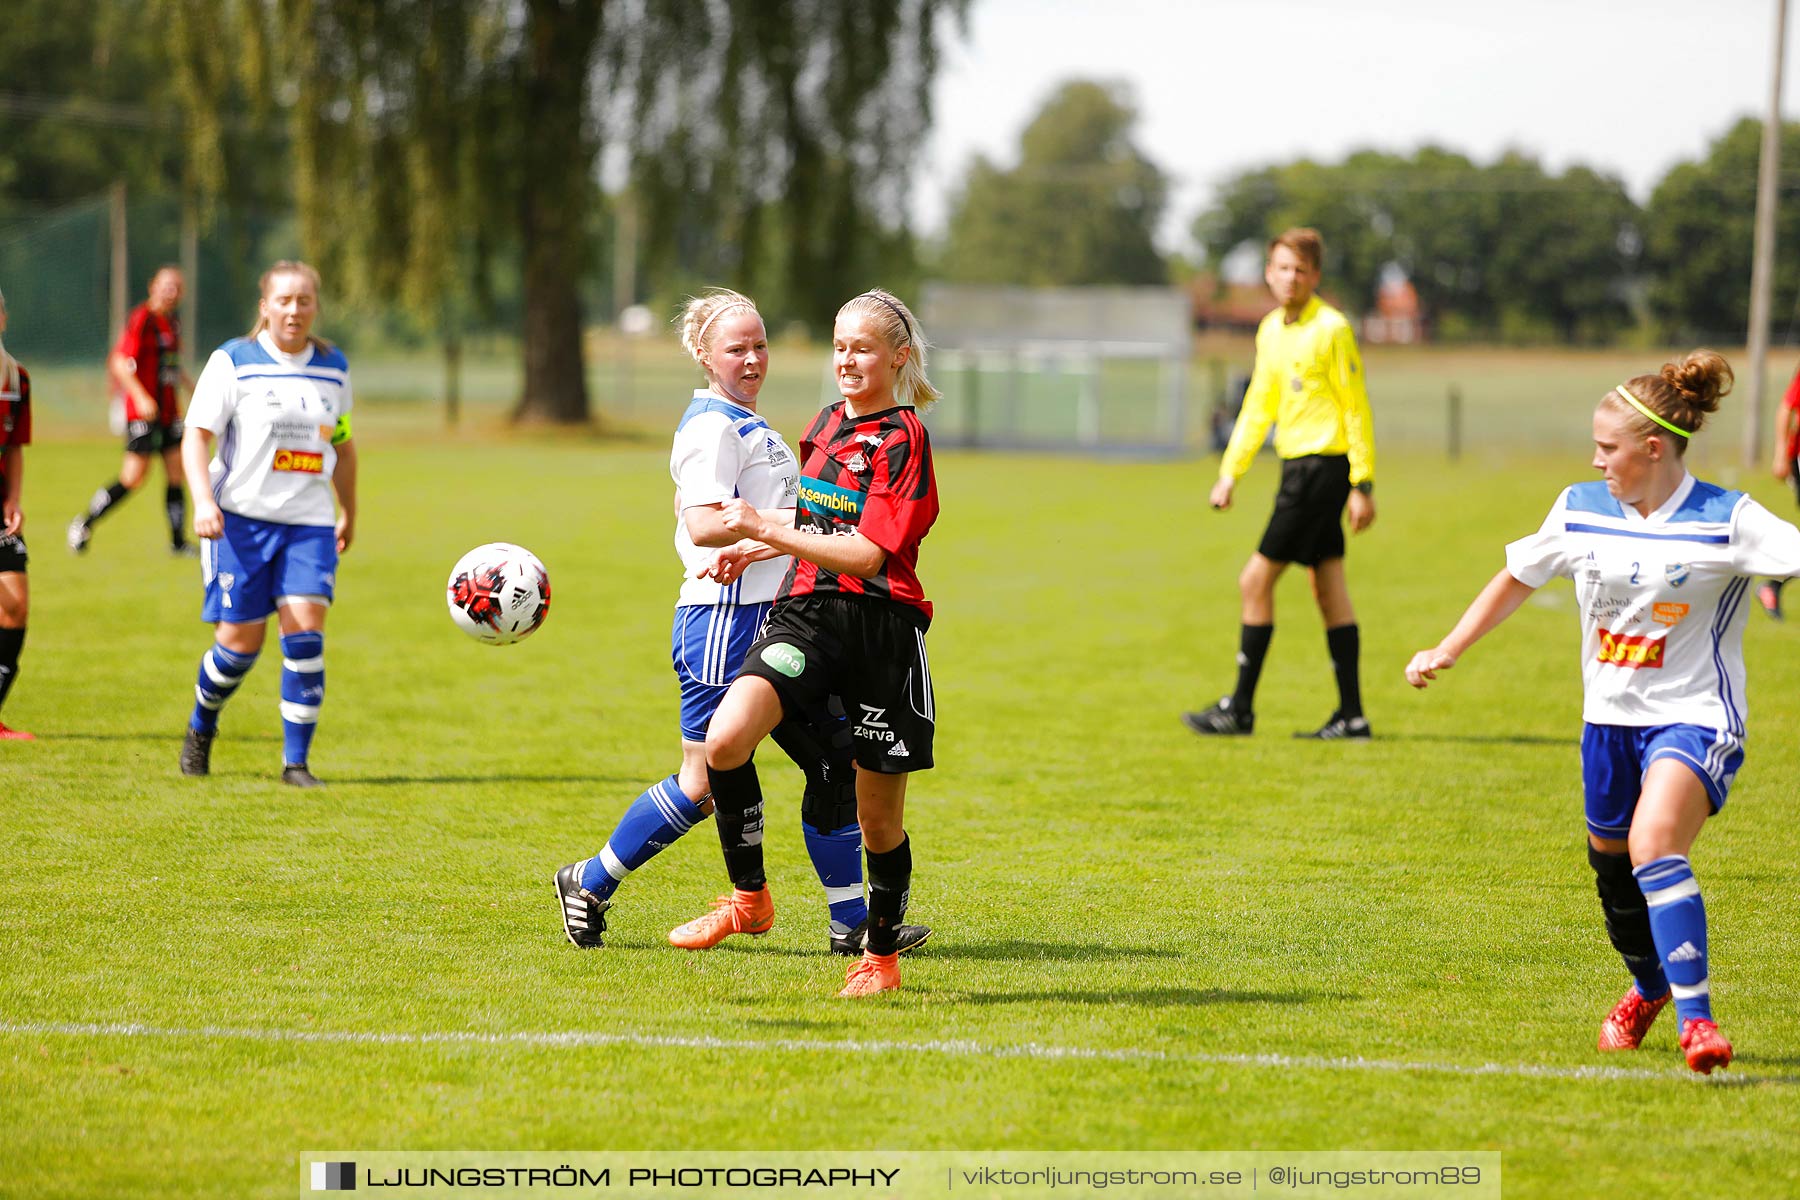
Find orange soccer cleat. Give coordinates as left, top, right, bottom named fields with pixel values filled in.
left=1597, top=985, right=1669, bottom=1051
left=0, top=721, right=35, bottom=741
left=1679, top=1018, right=1733, bottom=1075
left=667, top=887, right=774, bottom=949
left=837, top=950, right=902, bottom=998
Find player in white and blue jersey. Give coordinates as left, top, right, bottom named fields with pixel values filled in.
left=1407, top=351, right=1800, bottom=1075
left=177, top=261, right=357, bottom=788
left=554, top=290, right=928, bottom=956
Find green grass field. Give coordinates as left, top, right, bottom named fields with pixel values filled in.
left=4, top=366, right=1800, bottom=1197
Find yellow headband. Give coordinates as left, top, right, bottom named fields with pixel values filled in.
left=1615, top=383, right=1690, bottom=438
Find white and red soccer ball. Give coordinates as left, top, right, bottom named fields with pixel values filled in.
left=446, top=543, right=551, bottom=645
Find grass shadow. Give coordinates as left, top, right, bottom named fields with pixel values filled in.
left=344, top=774, right=638, bottom=786
left=932, top=986, right=1332, bottom=1008
left=1382, top=733, right=1574, bottom=747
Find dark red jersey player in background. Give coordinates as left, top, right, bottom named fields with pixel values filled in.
left=0, top=285, right=34, bottom=740
left=69, top=265, right=195, bottom=556
left=669, top=287, right=941, bottom=998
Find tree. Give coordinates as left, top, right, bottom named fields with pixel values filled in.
left=941, top=80, right=1167, bottom=286
left=158, top=0, right=963, bottom=423
left=1193, top=147, right=1640, bottom=341
left=1642, top=116, right=1800, bottom=341
left=0, top=0, right=187, bottom=208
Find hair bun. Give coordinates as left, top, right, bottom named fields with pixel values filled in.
left=1661, top=349, right=1732, bottom=416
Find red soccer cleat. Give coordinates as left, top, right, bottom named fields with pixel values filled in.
left=0, top=721, right=35, bottom=741
left=667, top=887, right=774, bottom=949
left=1679, top=1018, right=1733, bottom=1075
left=1597, top=985, right=1669, bottom=1051
left=838, top=950, right=902, bottom=998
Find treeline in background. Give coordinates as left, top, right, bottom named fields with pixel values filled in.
left=1, top=0, right=1795, bottom=423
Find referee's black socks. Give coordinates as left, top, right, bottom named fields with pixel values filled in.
left=1231, top=624, right=1274, bottom=713
left=865, top=835, right=913, bottom=956
left=1326, top=623, right=1362, bottom=720
left=707, top=759, right=767, bottom=891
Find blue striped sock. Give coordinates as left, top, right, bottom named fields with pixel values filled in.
left=279, top=631, right=325, bottom=767
left=1634, top=855, right=1713, bottom=1023
left=805, top=821, right=868, bottom=933
left=190, top=642, right=258, bottom=734
left=581, top=775, right=705, bottom=900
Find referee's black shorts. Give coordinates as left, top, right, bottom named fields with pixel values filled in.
left=1257, top=453, right=1352, bottom=567
left=738, top=593, right=935, bottom=774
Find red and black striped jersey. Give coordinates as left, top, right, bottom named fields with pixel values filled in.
left=0, top=364, right=29, bottom=497
left=782, top=402, right=939, bottom=619
left=1, top=365, right=30, bottom=449
left=116, top=304, right=182, bottom=422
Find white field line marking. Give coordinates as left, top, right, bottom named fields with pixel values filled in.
left=0, top=1019, right=1759, bottom=1084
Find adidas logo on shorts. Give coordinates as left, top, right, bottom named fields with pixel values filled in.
left=888, top=740, right=909, bottom=758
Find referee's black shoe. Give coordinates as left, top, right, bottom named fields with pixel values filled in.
left=832, top=919, right=933, bottom=956
left=1296, top=712, right=1372, bottom=740
left=1181, top=698, right=1254, bottom=736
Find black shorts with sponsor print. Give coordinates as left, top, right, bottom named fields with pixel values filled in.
left=1258, top=453, right=1352, bottom=567
left=0, top=531, right=26, bottom=574
left=125, top=417, right=184, bottom=455
left=738, top=593, right=934, bottom=774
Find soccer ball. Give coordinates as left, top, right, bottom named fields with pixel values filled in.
left=446, top=543, right=551, bottom=645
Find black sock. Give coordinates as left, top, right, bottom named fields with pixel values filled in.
left=707, top=759, right=766, bottom=891
left=0, top=626, right=22, bottom=713
left=865, top=835, right=913, bottom=956
left=1230, top=624, right=1274, bottom=712
left=1326, top=623, right=1362, bottom=719
left=84, top=482, right=130, bottom=526
left=165, top=485, right=187, bottom=547
left=1589, top=844, right=1665, bottom=995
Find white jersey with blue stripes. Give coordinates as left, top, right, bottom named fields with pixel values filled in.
left=670, top=389, right=798, bottom=607
left=1505, top=473, right=1800, bottom=730
left=185, top=331, right=352, bottom=528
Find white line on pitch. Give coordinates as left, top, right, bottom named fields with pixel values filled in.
left=0, top=1018, right=1754, bottom=1084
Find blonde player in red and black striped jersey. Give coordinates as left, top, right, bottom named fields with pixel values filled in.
left=672, top=289, right=942, bottom=998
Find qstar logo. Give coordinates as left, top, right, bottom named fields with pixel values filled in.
left=1596, top=629, right=1665, bottom=669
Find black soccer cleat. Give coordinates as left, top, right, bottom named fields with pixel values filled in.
left=281, top=763, right=325, bottom=787
left=831, top=918, right=932, bottom=957
left=1181, top=697, right=1254, bottom=736
left=179, top=727, right=213, bottom=777
left=554, top=861, right=610, bottom=948
left=1296, top=712, right=1372, bottom=740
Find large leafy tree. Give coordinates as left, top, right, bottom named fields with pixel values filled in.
left=0, top=0, right=185, bottom=206
left=941, top=80, right=1167, bottom=286
left=1642, top=116, right=1800, bottom=341
left=158, top=0, right=962, bottom=423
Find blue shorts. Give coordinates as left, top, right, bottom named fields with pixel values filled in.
left=671, top=601, right=771, bottom=741
left=201, top=513, right=338, bottom=624
left=1581, top=722, right=1743, bottom=839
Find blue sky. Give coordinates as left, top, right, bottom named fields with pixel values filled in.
left=918, top=0, right=1798, bottom=253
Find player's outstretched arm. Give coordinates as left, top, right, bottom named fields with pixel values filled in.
left=1405, top=568, right=1535, bottom=689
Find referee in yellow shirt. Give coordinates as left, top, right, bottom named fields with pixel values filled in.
left=1184, top=227, right=1376, bottom=740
